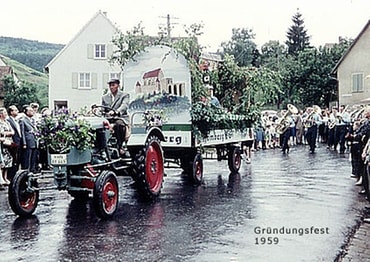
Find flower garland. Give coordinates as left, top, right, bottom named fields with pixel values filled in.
left=37, top=109, right=95, bottom=153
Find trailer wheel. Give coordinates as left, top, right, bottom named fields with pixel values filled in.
left=191, top=153, right=203, bottom=184
left=8, top=170, right=39, bottom=217
left=228, top=146, right=241, bottom=173
left=132, top=135, right=164, bottom=199
left=93, top=171, right=119, bottom=219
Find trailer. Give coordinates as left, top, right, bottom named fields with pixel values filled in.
left=123, top=45, right=254, bottom=184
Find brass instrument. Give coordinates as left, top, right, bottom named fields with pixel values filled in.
left=304, top=105, right=322, bottom=128
left=328, top=111, right=341, bottom=129
left=351, top=107, right=365, bottom=122
left=328, top=117, right=336, bottom=129
left=276, top=104, right=298, bottom=134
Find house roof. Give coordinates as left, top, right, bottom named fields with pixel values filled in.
left=0, top=66, right=12, bottom=78
left=44, top=10, right=118, bottom=72
left=0, top=56, right=7, bottom=66
left=332, top=20, right=370, bottom=74
left=143, top=68, right=161, bottom=79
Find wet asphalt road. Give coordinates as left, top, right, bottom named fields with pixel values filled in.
left=0, top=144, right=366, bottom=262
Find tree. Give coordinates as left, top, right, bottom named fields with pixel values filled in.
left=260, top=40, right=288, bottom=71
left=278, top=39, right=352, bottom=108
left=221, top=28, right=258, bottom=67
left=109, top=22, right=151, bottom=71
left=285, top=11, right=310, bottom=55
left=3, top=76, right=40, bottom=109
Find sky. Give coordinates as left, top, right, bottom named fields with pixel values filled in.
left=0, top=0, right=369, bottom=51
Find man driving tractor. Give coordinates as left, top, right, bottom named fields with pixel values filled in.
left=101, top=78, right=130, bottom=155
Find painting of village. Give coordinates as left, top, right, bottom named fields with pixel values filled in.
left=123, top=45, right=192, bottom=125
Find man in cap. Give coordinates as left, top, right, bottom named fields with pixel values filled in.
left=102, top=78, right=130, bottom=155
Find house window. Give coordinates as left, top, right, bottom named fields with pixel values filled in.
left=94, top=44, right=106, bottom=59
left=352, top=73, right=364, bottom=92
left=79, top=73, right=91, bottom=89
left=110, top=73, right=120, bottom=80
left=54, top=100, right=68, bottom=111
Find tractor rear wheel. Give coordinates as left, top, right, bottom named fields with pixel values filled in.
left=132, top=135, right=164, bottom=200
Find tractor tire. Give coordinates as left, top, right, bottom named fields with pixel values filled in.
left=228, top=146, right=241, bottom=173
left=8, top=170, right=39, bottom=217
left=132, top=135, right=164, bottom=200
left=93, top=170, right=119, bottom=219
left=180, top=153, right=203, bottom=185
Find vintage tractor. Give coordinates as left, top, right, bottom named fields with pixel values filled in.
left=8, top=106, right=165, bottom=219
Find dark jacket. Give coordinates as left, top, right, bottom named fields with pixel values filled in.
left=19, top=116, right=37, bottom=148
left=7, top=117, right=22, bottom=146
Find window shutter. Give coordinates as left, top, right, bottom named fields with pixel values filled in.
left=91, top=73, right=98, bottom=89
left=107, top=44, right=113, bottom=58
left=72, top=72, right=78, bottom=89
left=102, top=73, right=109, bottom=88
left=87, top=44, right=94, bottom=59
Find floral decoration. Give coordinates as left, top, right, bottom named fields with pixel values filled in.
left=37, top=109, right=95, bottom=153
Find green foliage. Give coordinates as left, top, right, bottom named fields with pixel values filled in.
left=260, top=40, right=288, bottom=71
left=285, top=11, right=311, bottom=55
left=221, top=28, right=258, bottom=67
left=0, top=36, right=63, bottom=72
left=37, top=110, right=95, bottom=153
left=216, top=54, right=281, bottom=112
left=276, top=39, right=352, bottom=108
left=0, top=55, right=48, bottom=107
left=191, top=102, right=253, bottom=136
left=109, top=23, right=152, bottom=71
left=2, top=76, right=40, bottom=109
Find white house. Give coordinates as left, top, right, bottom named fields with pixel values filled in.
left=332, top=20, right=370, bottom=106
left=45, top=11, right=121, bottom=112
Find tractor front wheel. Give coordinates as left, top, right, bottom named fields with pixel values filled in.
left=93, top=171, right=119, bottom=219
left=8, top=170, right=39, bottom=217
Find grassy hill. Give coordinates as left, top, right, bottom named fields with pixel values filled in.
left=0, top=36, right=63, bottom=72
left=0, top=54, right=48, bottom=106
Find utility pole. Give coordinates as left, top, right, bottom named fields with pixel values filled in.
left=158, top=14, right=178, bottom=41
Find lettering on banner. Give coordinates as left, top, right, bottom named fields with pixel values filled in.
left=164, top=136, right=182, bottom=145
left=203, top=130, right=234, bottom=144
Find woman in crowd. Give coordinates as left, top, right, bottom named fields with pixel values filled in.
left=0, top=107, right=14, bottom=186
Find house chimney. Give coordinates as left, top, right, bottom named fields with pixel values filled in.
left=103, top=11, right=107, bottom=17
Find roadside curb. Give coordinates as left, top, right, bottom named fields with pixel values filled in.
left=337, top=204, right=370, bottom=261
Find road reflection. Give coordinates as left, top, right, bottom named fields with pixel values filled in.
left=11, top=216, right=40, bottom=250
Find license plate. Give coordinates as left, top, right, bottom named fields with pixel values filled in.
left=50, top=154, right=67, bottom=165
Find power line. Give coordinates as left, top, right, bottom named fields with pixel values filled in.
left=158, top=14, right=178, bottom=41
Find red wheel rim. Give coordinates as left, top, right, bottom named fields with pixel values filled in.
left=145, top=141, right=164, bottom=193
left=194, top=159, right=203, bottom=181
left=20, top=191, right=36, bottom=210
left=102, top=177, right=118, bottom=214
left=19, top=177, right=36, bottom=211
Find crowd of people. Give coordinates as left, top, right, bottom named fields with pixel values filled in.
left=243, top=104, right=370, bottom=196
left=0, top=102, right=50, bottom=190
left=0, top=78, right=130, bottom=190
